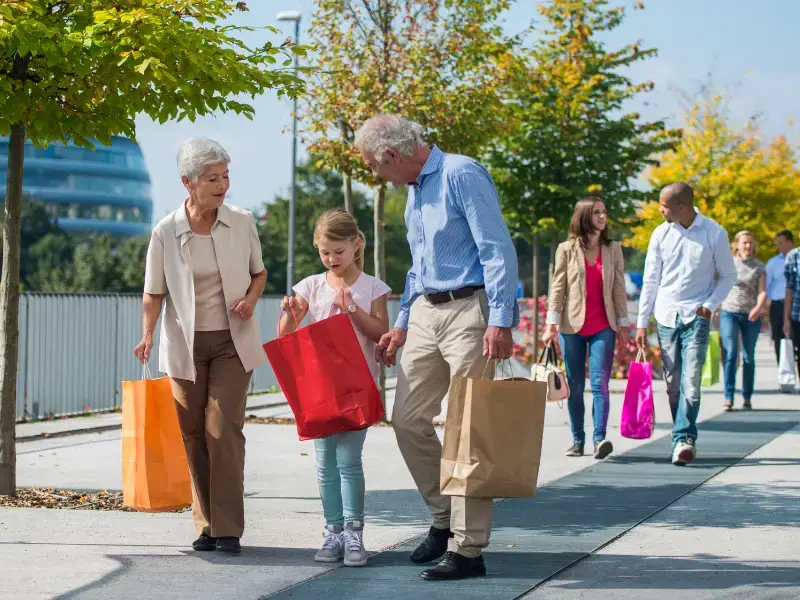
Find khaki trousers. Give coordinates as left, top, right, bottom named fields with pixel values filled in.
left=170, top=330, right=252, bottom=538
left=393, top=292, right=494, bottom=559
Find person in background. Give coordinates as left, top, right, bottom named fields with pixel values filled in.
left=719, top=231, right=766, bottom=411
left=279, top=209, right=390, bottom=568
left=783, top=240, right=800, bottom=379
left=543, top=197, right=629, bottom=460
left=766, top=231, right=793, bottom=363
left=134, top=138, right=267, bottom=554
left=636, top=182, right=736, bottom=466
left=357, top=114, right=519, bottom=581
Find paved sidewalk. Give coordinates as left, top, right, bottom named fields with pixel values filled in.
left=2, top=339, right=799, bottom=599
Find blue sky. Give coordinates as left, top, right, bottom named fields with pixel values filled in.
left=134, top=0, right=800, bottom=222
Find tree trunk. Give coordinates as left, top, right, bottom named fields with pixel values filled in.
left=548, top=230, right=559, bottom=292
left=339, top=121, right=354, bottom=215
left=0, top=121, right=25, bottom=497
left=373, top=184, right=387, bottom=411
left=532, top=230, right=540, bottom=357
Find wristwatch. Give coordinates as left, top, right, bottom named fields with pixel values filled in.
left=347, top=303, right=358, bottom=314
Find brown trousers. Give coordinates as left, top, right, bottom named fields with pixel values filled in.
left=170, top=330, right=252, bottom=538
left=392, top=292, right=494, bottom=558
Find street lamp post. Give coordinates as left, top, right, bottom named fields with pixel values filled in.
left=277, top=10, right=301, bottom=296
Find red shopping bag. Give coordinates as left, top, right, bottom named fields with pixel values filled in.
left=263, top=309, right=384, bottom=440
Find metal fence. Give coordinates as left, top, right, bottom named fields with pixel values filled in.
left=14, top=293, right=401, bottom=421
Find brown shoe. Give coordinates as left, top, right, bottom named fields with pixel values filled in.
left=565, top=442, right=584, bottom=457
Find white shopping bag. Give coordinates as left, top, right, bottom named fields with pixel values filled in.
left=778, top=339, right=796, bottom=392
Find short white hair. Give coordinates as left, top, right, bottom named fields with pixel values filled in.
left=176, top=138, right=231, bottom=181
left=354, top=115, right=426, bottom=162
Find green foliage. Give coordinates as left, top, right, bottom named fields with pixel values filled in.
left=259, top=160, right=410, bottom=294
left=487, top=0, right=679, bottom=240
left=0, top=0, right=303, bottom=147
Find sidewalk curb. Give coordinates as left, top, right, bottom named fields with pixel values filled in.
left=16, top=399, right=290, bottom=444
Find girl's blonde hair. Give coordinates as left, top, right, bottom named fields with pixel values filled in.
left=732, top=230, right=757, bottom=258
left=313, top=208, right=367, bottom=270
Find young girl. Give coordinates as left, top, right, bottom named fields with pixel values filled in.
left=279, top=208, right=390, bottom=567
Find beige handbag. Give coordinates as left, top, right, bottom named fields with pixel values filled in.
left=531, top=345, right=570, bottom=404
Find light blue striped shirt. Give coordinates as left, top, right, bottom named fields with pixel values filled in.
left=766, top=253, right=787, bottom=301
left=396, top=146, right=519, bottom=330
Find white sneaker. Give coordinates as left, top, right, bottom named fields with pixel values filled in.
left=672, top=439, right=696, bottom=466
left=342, top=521, right=367, bottom=567
left=314, top=525, right=343, bottom=563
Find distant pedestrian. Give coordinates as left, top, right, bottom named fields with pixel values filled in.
left=134, top=138, right=267, bottom=554
left=279, top=209, right=390, bottom=568
left=782, top=242, right=800, bottom=378
left=543, top=197, right=629, bottom=460
left=720, top=231, right=766, bottom=411
left=358, top=114, right=519, bottom=581
left=766, top=230, right=793, bottom=362
left=637, top=183, right=736, bottom=466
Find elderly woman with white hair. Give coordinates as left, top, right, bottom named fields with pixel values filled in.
left=134, top=138, right=267, bottom=554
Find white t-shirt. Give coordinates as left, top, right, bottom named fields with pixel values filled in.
left=293, top=272, right=391, bottom=384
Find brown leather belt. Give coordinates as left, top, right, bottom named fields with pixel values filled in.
left=424, top=285, right=485, bottom=305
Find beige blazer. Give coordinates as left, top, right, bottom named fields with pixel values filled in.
left=144, top=202, right=267, bottom=382
left=546, top=239, right=628, bottom=334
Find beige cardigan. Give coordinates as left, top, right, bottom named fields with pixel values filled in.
left=546, top=239, right=629, bottom=334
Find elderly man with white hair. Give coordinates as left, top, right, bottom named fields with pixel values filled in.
left=134, top=138, right=267, bottom=554
left=357, top=115, right=519, bottom=580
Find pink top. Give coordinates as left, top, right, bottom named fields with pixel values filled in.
left=579, top=250, right=611, bottom=337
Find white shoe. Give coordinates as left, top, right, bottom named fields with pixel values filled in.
left=314, top=525, right=343, bottom=563
left=342, top=521, right=367, bottom=567
left=672, top=439, right=696, bottom=466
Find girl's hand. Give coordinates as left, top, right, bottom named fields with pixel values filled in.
left=281, top=296, right=300, bottom=312
left=331, top=286, right=355, bottom=311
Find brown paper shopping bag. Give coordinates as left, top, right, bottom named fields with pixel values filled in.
left=440, top=360, right=547, bottom=499
left=121, top=365, right=192, bottom=512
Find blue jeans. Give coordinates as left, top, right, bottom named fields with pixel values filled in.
left=657, top=315, right=711, bottom=445
left=720, top=310, right=760, bottom=403
left=313, top=428, right=368, bottom=526
left=559, top=327, right=617, bottom=445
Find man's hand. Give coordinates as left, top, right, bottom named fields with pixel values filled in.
left=785, top=320, right=792, bottom=338
left=375, top=328, right=407, bottom=366
left=484, top=326, right=513, bottom=359
left=635, top=328, right=648, bottom=349
left=696, top=306, right=712, bottom=320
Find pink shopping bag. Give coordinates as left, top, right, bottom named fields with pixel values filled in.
left=621, top=349, right=655, bottom=439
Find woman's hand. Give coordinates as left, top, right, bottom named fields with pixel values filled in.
left=133, top=334, right=153, bottom=364
left=748, top=307, right=762, bottom=322
left=618, top=326, right=630, bottom=347
left=542, top=324, right=560, bottom=353
left=331, top=286, right=355, bottom=312
left=231, top=297, right=256, bottom=320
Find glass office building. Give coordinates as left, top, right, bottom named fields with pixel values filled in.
left=0, top=135, right=153, bottom=237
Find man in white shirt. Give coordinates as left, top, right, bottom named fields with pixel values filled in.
left=766, top=230, right=793, bottom=363
left=636, top=183, right=736, bottom=466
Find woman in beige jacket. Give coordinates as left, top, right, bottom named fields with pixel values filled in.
left=134, top=138, right=267, bottom=554
left=542, top=197, right=629, bottom=459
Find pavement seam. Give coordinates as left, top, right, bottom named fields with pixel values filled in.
left=511, top=417, right=800, bottom=600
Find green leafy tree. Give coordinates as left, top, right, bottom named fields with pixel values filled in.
left=0, top=0, right=303, bottom=495
left=486, top=0, right=679, bottom=335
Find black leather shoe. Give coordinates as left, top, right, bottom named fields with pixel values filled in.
left=192, top=534, right=217, bottom=551
left=419, top=551, right=486, bottom=580
left=410, top=526, right=453, bottom=564
left=565, top=442, right=584, bottom=457
left=216, top=537, right=242, bottom=554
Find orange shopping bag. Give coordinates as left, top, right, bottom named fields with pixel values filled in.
left=121, top=365, right=192, bottom=512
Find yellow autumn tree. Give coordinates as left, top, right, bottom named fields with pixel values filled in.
left=627, top=95, right=800, bottom=262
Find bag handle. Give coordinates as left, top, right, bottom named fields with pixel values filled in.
left=635, top=348, right=647, bottom=363
left=538, top=343, right=559, bottom=367
left=141, top=363, right=152, bottom=381
left=481, top=357, right=518, bottom=379
left=276, top=305, right=299, bottom=339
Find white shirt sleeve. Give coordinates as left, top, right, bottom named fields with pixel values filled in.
left=703, top=228, right=737, bottom=313
left=636, top=228, right=663, bottom=329
left=292, top=275, right=315, bottom=302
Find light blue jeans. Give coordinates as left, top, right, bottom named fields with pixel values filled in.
left=313, top=428, right=368, bottom=527
left=559, top=327, right=617, bottom=445
left=720, top=310, right=761, bottom=404
left=657, top=315, right=711, bottom=445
